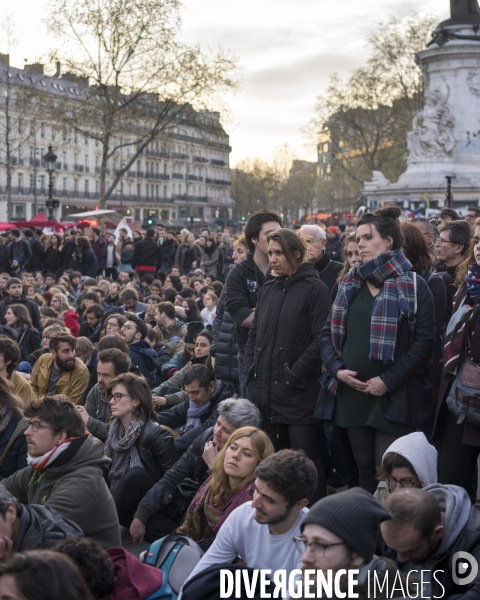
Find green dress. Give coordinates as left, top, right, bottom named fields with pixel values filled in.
left=334, top=284, right=413, bottom=436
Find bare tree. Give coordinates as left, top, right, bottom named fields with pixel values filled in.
left=44, top=0, right=240, bottom=207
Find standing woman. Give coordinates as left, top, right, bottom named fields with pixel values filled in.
left=4, top=305, right=42, bottom=361
left=44, top=234, right=64, bottom=279
left=319, top=206, right=435, bottom=494
left=77, top=236, right=100, bottom=278
left=105, top=372, right=178, bottom=530
left=201, top=237, right=220, bottom=279
left=244, top=228, right=331, bottom=502
left=176, top=233, right=202, bottom=274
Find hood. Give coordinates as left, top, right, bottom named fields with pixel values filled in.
left=382, top=432, right=437, bottom=488
left=130, top=340, right=158, bottom=369
left=424, top=484, right=472, bottom=555
left=5, top=293, right=28, bottom=305
left=45, top=434, right=111, bottom=475
left=15, top=504, right=84, bottom=552
left=273, top=262, right=319, bottom=288
left=107, top=547, right=165, bottom=600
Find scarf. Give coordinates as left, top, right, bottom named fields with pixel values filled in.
left=104, top=416, right=146, bottom=494
left=330, top=250, right=414, bottom=362
left=177, top=476, right=255, bottom=542
left=27, top=437, right=81, bottom=471
left=185, top=400, right=211, bottom=431
left=466, top=264, right=480, bottom=303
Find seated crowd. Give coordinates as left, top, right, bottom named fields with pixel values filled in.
left=0, top=209, right=479, bottom=599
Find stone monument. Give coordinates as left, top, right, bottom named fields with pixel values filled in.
left=363, top=1, right=480, bottom=211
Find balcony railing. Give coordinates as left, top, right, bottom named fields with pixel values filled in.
left=187, top=175, right=203, bottom=182
left=172, top=173, right=184, bottom=179
left=73, top=164, right=84, bottom=172
left=193, top=156, right=209, bottom=163
left=205, top=177, right=231, bottom=186
left=172, top=152, right=189, bottom=160
left=210, top=159, right=226, bottom=166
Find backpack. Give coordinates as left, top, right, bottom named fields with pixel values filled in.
left=141, top=534, right=204, bottom=599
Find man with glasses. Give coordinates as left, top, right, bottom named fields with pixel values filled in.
left=30, top=334, right=89, bottom=405
left=0, top=395, right=120, bottom=548
left=433, top=220, right=471, bottom=320
left=299, top=224, right=343, bottom=293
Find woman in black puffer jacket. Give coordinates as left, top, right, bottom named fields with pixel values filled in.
left=244, top=229, right=331, bottom=502
left=211, top=289, right=238, bottom=388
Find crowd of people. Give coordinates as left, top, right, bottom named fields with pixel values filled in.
left=0, top=205, right=479, bottom=599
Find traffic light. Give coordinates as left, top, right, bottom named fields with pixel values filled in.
left=241, top=216, right=246, bottom=221
left=142, top=216, right=157, bottom=229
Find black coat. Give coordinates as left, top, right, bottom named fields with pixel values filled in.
left=211, top=288, right=238, bottom=384
left=80, top=248, right=99, bottom=277
left=0, top=294, right=41, bottom=330
left=18, top=328, right=42, bottom=362
left=44, top=246, right=63, bottom=274
left=244, top=263, right=330, bottom=424
left=132, top=238, right=162, bottom=270
left=128, top=340, right=159, bottom=388
left=0, top=411, right=28, bottom=479
left=159, top=239, right=177, bottom=275
left=134, top=420, right=178, bottom=482
left=28, top=239, right=45, bottom=272
left=325, top=235, right=343, bottom=262
left=135, top=427, right=213, bottom=523
left=319, top=273, right=435, bottom=428
left=313, top=252, right=343, bottom=293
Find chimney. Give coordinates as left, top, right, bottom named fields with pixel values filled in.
left=55, top=61, right=61, bottom=78
left=0, top=54, right=10, bottom=66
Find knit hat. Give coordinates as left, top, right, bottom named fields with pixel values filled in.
left=184, top=321, right=204, bottom=344
left=327, top=226, right=338, bottom=234
left=301, top=488, right=391, bottom=562
left=83, top=278, right=97, bottom=287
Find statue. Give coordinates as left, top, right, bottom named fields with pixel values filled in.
left=407, top=85, right=456, bottom=159
left=450, top=0, right=480, bottom=19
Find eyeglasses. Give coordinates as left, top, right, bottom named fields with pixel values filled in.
left=109, top=393, right=132, bottom=403
left=26, top=420, right=52, bottom=432
left=386, top=476, right=418, bottom=490
left=293, top=536, right=346, bottom=556
left=435, top=237, right=455, bottom=246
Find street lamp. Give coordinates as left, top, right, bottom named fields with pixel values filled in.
left=43, top=144, right=57, bottom=221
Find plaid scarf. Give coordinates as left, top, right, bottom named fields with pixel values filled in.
left=104, top=415, right=146, bottom=494
left=330, top=250, right=414, bottom=362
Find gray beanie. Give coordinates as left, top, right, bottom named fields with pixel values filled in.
left=301, top=488, right=392, bottom=562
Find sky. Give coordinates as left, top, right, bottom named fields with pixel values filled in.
left=2, top=0, right=448, bottom=166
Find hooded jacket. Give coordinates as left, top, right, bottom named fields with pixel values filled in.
left=0, top=293, right=41, bottom=330
left=14, top=504, right=84, bottom=552
left=8, top=239, right=32, bottom=270
left=107, top=547, right=168, bottom=600
left=244, top=262, right=330, bottom=424
left=211, top=287, right=238, bottom=384
left=128, top=339, right=159, bottom=388
left=374, top=432, right=438, bottom=505
left=1, top=434, right=121, bottom=548
left=399, top=484, right=480, bottom=600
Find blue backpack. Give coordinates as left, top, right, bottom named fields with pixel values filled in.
left=141, top=534, right=204, bottom=600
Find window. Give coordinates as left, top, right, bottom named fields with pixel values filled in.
left=137, top=183, right=141, bottom=197
left=74, top=153, right=78, bottom=167
left=12, top=203, right=26, bottom=219
left=164, top=185, right=167, bottom=197
left=40, top=123, right=45, bottom=138
left=74, top=130, right=78, bottom=143
left=17, top=173, right=23, bottom=188
left=85, top=135, right=88, bottom=145
left=95, top=181, right=99, bottom=193
left=85, top=180, right=89, bottom=192
left=85, top=154, right=89, bottom=168
left=156, top=185, right=159, bottom=198
left=63, top=177, right=67, bottom=191
left=95, top=156, right=99, bottom=169
left=18, top=119, right=23, bottom=134
left=39, top=175, right=45, bottom=191
left=135, top=209, right=141, bottom=221
left=29, top=174, right=35, bottom=190
left=74, top=179, right=78, bottom=192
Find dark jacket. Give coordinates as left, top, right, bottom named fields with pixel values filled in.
left=91, top=236, right=107, bottom=269
left=0, top=411, right=28, bottom=479
left=325, top=234, right=343, bottom=262
left=28, top=239, right=45, bottom=271
left=62, top=239, right=78, bottom=271
left=211, top=287, right=238, bottom=384
left=134, top=420, right=178, bottom=482
left=313, top=252, right=343, bottom=293
left=78, top=321, right=96, bottom=339
left=17, top=328, right=42, bottom=362
left=0, top=294, right=41, bottom=330
left=175, top=243, right=202, bottom=273
left=14, top=504, right=84, bottom=553
left=81, top=248, right=99, bottom=277
left=319, top=273, right=435, bottom=428
left=159, top=238, right=177, bottom=275
left=244, top=263, right=330, bottom=424
left=132, top=237, right=162, bottom=270
left=1, top=434, right=121, bottom=548
left=128, top=340, right=159, bottom=388
left=225, top=252, right=267, bottom=354
left=44, top=245, right=63, bottom=274
left=157, top=380, right=235, bottom=455
left=135, top=427, right=214, bottom=524
left=0, top=244, right=9, bottom=275
left=9, top=239, right=32, bottom=270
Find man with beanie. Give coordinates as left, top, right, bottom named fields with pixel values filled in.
left=296, top=487, right=415, bottom=597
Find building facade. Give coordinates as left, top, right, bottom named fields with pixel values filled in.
left=0, top=54, right=233, bottom=226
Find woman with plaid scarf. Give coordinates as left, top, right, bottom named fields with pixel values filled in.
left=320, top=205, right=435, bottom=493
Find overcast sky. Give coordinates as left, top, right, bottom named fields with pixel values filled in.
left=3, top=0, right=447, bottom=165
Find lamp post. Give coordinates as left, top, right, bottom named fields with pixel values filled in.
left=43, top=145, right=57, bottom=221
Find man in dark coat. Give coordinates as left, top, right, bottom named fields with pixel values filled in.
left=132, top=228, right=162, bottom=280
left=22, top=229, right=45, bottom=274
left=90, top=227, right=107, bottom=273
left=120, top=314, right=158, bottom=388
left=0, top=278, right=41, bottom=329
left=8, top=229, right=32, bottom=273
left=299, top=224, right=343, bottom=293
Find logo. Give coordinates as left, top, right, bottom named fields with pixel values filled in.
left=452, top=551, right=478, bottom=586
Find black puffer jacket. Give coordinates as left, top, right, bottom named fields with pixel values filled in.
left=135, top=427, right=213, bottom=524
left=244, top=263, right=330, bottom=424
left=132, top=237, right=162, bottom=270
left=134, top=420, right=178, bottom=482
left=211, top=288, right=238, bottom=384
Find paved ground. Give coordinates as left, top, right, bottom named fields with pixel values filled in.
left=121, top=526, right=150, bottom=559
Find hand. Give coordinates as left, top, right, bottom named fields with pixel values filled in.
left=192, top=261, right=197, bottom=268
left=202, top=441, right=219, bottom=469
left=336, top=369, right=368, bottom=392
left=76, top=406, right=89, bottom=425
left=0, top=535, right=13, bottom=561
left=364, top=376, right=388, bottom=396
left=17, top=372, right=30, bottom=380
left=130, top=518, right=146, bottom=544
left=153, top=396, right=167, bottom=409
